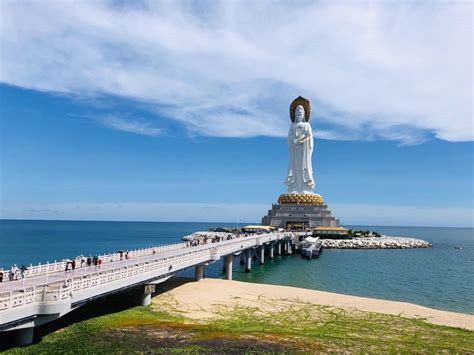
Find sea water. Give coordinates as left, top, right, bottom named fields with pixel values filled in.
left=0, top=220, right=472, bottom=314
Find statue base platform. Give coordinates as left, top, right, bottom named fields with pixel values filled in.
left=262, top=194, right=340, bottom=230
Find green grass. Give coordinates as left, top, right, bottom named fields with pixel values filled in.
left=4, top=299, right=473, bottom=354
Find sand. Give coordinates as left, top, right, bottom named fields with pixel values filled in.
left=153, top=278, right=474, bottom=331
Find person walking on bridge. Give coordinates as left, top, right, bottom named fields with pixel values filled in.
left=10, top=264, right=19, bottom=280
left=65, top=259, right=73, bottom=271
left=19, top=265, right=27, bottom=279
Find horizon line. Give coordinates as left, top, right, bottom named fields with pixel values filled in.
left=0, top=218, right=472, bottom=229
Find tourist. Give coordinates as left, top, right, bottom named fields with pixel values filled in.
left=65, top=259, right=73, bottom=271
left=10, top=264, right=19, bottom=280
left=87, top=256, right=92, bottom=267
left=80, top=256, right=86, bottom=268
left=19, top=265, right=27, bottom=279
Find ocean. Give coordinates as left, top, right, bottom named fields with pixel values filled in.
left=0, top=220, right=472, bottom=314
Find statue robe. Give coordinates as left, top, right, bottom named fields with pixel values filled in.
left=285, top=121, right=315, bottom=194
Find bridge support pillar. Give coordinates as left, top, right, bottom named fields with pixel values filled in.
left=269, top=242, right=274, bottom=259
left=245, top=249, right=252, bottom=273
left=224, top=255, right=233, bottom=280
left=287, top=240, right=293, bottom=255
left=195, top=264, right=204, bottom=281
left=259, top=247, right=265, bottom=265
left=13, top=327, right=34, bottom=346
left=239, top=252, right=245, bottom=265
left=140, top=284, right=154, bottom=306
left=277, top=241, right=282, bottom=255
left=141, top=293, right=151, bottom=307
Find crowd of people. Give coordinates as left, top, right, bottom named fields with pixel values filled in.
left=183, top=232, right=240, bottom=246
left=182, top=229, right=276, bottom=247
left=0, top=264, right=28, bottom=282
left=66, top=255, right=106, bottom=271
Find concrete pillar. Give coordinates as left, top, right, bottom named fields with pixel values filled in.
left=287, top=240, right=293, bottom=255
left=14, top=327, right=34, bottom=346
left=245, top=249, right=252, bottom=273
left=224, top=255, right=233, bottom=280
left=283, top=240, right=288, bottom=254
left=239, top=252, right=245, bottom=265
left=195, top=264, right=204, bottom=281
left=277, top=241, right=282, bottom=255
left=269, top=242, right=274, bottom=259
left=141, top=293, right=151, bottom=306
left=259, top=246, right=265, bottom=265
left=140, top=284, right=154, bottom=306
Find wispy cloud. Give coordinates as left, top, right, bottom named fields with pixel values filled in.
left=97, top=115, right=163, bottom=136
left=27, top=208, right=59, bottom=214
left=2, top=202, right=472, bottom=227
left=0, top=1, right=472, bottom=143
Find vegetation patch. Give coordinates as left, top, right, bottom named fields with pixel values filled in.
left=4, top=298, right=473, bottom=354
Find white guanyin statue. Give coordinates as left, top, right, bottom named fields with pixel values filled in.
left=285, top=96, right=315, bottom=194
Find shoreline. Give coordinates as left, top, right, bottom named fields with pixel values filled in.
left=153, top=278, right=474, bottom=331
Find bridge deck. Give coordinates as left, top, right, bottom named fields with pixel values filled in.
left=0, top=232, right=306, bottom=332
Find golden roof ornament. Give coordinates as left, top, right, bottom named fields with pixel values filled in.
left=289, top=96, right=311, bottom=122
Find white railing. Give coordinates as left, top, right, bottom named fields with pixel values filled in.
left=1, top=242, right=187, bottom=282
left=0, top=233, right=287, bottom=314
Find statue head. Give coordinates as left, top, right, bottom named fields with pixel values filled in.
left=295, top=105, right=305, bottom=123
left=289, top=96, right=311, bottom=122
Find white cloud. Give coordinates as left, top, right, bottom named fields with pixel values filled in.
left=1, top=202, right=472, bottom=227
left=0, top=1, right=472, bottom=143
left=97, top=115, right=163, bottom=136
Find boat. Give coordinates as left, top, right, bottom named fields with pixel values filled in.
left=301, top=236, right=323, bottom=260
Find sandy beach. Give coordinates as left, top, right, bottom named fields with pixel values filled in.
left=153, top=278, right=474, bottom=331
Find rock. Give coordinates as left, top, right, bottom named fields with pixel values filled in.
left=321, top=236, right=431, bottom=250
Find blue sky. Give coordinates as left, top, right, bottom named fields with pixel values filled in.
left=0, top=1, right=472, bottom=226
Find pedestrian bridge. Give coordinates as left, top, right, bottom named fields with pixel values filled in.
left=0, top=231, right=308, bottom=345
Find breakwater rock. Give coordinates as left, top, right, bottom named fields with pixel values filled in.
left=321, top=236, right=431, bottom=249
